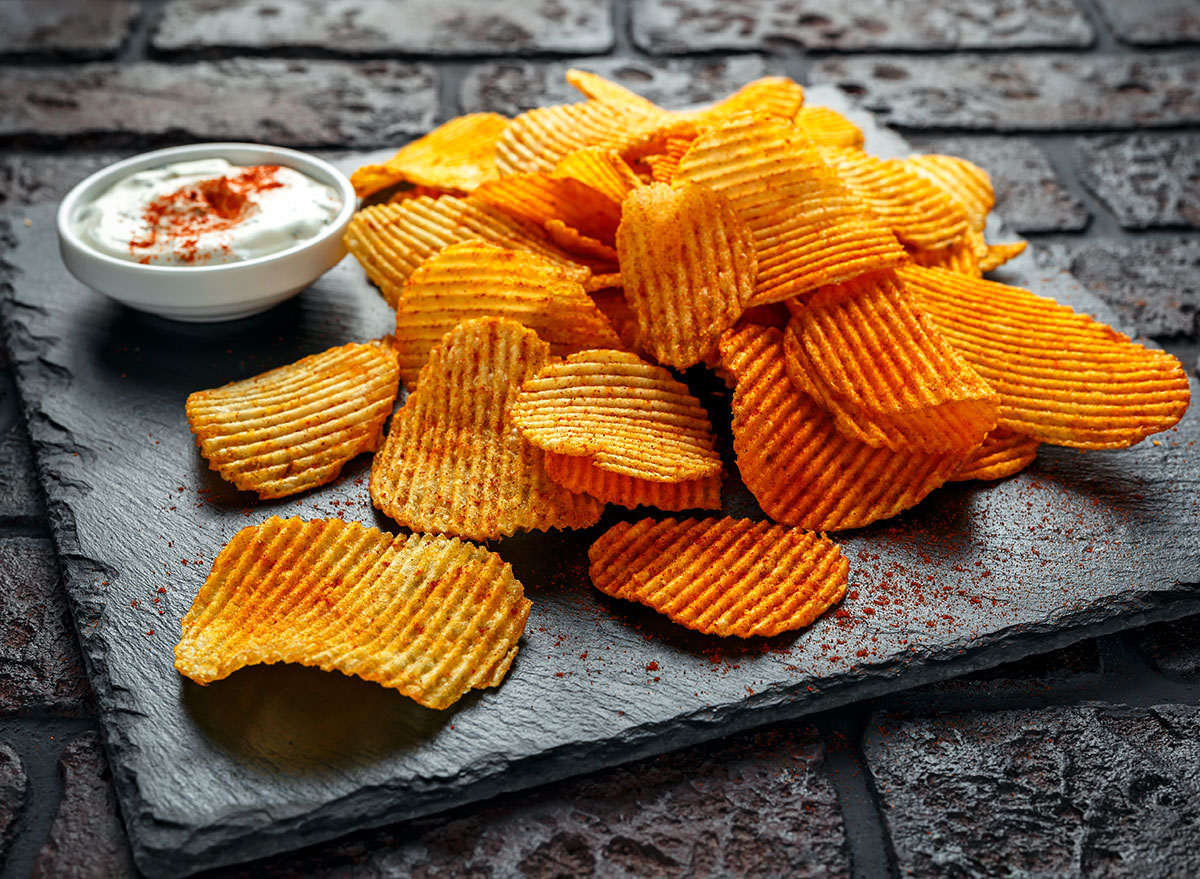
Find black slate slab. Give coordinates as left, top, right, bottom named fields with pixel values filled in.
left=2, top=89, right=1198, bottom=878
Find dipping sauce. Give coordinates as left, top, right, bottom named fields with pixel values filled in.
left=76, top=158, right=342, bottom=266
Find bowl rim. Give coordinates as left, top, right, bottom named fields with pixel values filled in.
left=55, top=142, right=357, bottom=275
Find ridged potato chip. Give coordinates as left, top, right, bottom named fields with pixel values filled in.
left=186, top=342, right=399, bottom=499
left=900, top=265, right=1191, bottom=448
left=371, top=318, right=604, bottom=540
left=174, top=517, right=530, bottom=710
left=819, top=146, right=969, bottom=249
left=721, top=324, right=971, bottom=531
left=511, top=349, right=722, bottom=482
left=979, top=240, right=1027, bottom=272
left=783, top=271, right=999, bottom=454
left=909, top=236, right=982, bottom=276
left=565, top=68, right=667, bottom=116
left=345, top=196, right=584, bottom=308
left=393, top=242, right=623, bottom=388
left=675, top=112, right=906, bottom=304
left=544, top=451, right=722, bottom=511
left=589, top=517, right=847, bottom=637
left=643, top=134, right=695, bottom=183
left=552, top=147, right=644, bottom=203
left=350, top=113, right=508, bottom=198
left=617, top=181, right=756, bottom=368
left=544, top=219, right=620, bottom=265
left=904, top=154, right=994, bottom=232
left=588, top=288, right=643, bottom=351
left=949, top=428, right=1040, bottom=482
left=795, top=105, right=864, bottom=149
left=472, top=173, right=621, bottom=244
left=682, top=77, right=805, bottom=127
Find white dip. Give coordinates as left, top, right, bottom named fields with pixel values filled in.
left=76, top=158, right=342, bottom=266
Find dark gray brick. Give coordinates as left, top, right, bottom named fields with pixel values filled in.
left=0, top=538, right=94, bottom=715
left=1077, top=134, right=1200, bottom=229
left=1134, top=615, right=1200, bottom=678
left=0, top=154, right=129, bottom=209
left=632, top=0, right=1092, bottom=53
left=153, top=0, right=613, bottom=56
left=1094, top=0, right=1200, bottom=47
left=810, top=54, right=1200, bottom=130
left=0, top=366, right=45, bottom=521
left=0, top=0, right=139, bottom=58
left=866, top=704, right=1200, bottom=878
left=0, top=60, right=438, bottom=149
left=461, top=55, right=775, bottom=117
left=1036, top=239, right=1200, bottom=338
left=907, top=640, right=1101, bottom=700
left=32, top=732, right=137, bottom=879
left=909, top=135, right=1089, bottom=233
left=0, top=742, right=26, bottom=865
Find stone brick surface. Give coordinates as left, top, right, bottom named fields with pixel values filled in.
left=32, top=731, right=137, bottom=879
left=0, top=538, right=94, bottom=715
left=0, top=741, right=27, bottom=865
left=0, top=153, right=129, bottom=209
left=0, top=365, right=45, bottom=521
left=0, top=60, right=438, bottom=149
left=866, top=704, right=1200, bottom=878
left=631, top=0, right=1092, bottom=53
left=153, top=0, right=614, bottom=56
left=1134, top=615, right=1200, bottom=678
left=909, top=135, right=1089, bottom=233
left=906, top=640, right=1101, bottom=700
left=1036, top=239, right=1200, bottom=338
left=1076, top=134, right=1200, bottom=229
left=0, top=0, right=140, bottom=58
left=1094, top=0, right=1200, bottom=47
left=809, top=54, right=1200, bottom=130
left=460, top=55, right=774, bottom=116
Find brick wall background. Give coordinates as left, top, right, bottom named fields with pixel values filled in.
left=0, top=1, right=1198, bottom=876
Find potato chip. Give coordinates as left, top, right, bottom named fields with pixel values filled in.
left=511, top=349, right=722, bottom=482
left=795, top=105, right=864, bottom=149
left=617, top=181, right=756, bottom=368
left=721, top=324, right=971, bottom=530
left=544, top=219, right=620, bottom=265
left=904, top=154, right=994, bottom=232
left=979, top=239, right=1027, bottom=273
left=819, top=146, right=969, bottom=249
left=949, top=428, right=1040, bottom=482
left=186, top=342, right=399, bottom=499
left=585, top=272, right=623, bottom=293
left=174, top=517, right=530, bottom=710
left=900, top=265, right=1191, bottom=448
left=565, top=68, right=668, bottom=116
left=393, top=242, right=623, bottom=388
left=909, top=237, right=982, bottom=276
left=783, top=271, right=999, bottom=454
left=589, top=517, right=847, bottom=637
left=350, top=113, right=508, bottom=198
left=588, top=288, right=643, bottom=351
left=472, top=172, right=621, bottom=244
left=681, top=77, right=805, bottom=127
left=552, top=147, right=644, bottom=203
left=371, top=318, right=604, bottom=540
left=544, top=451, right=722, bottom=511
left=344, top=196, right=585, bottom=308
left=675, top=112, right=906, bottom=304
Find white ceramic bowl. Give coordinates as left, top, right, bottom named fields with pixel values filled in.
left=56, top=143, right=356, bottom=322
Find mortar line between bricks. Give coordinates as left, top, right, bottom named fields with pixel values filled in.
left=610, top=0, right=634, bottom=56
left=117, top=0, right=170, bottom=64
left=1071, top=0, right=1125, bottom=53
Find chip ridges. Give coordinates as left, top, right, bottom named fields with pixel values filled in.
left=904, top=154, right=994, bottom=232
left=589, top=517, right=848, bottom=637
left=185, top=342, right=399, bottom=499
left=472, top=173, right=621, bottom=245
left=795, top=105, right=864, bottom=149
left=900, top=265, right=1192, bottom=448
left=616, top=182, right=756, bottom=368
left=371, top=318, right=604, bottom=540
left=544, top=451, right=722, bottom=511
left=950, top=428, right=1040, bottom=482
left=721, top=324, right=970, bottom=531
left=174, top=517, right=530, bottom=709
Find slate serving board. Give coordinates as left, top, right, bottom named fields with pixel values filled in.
left=2, top=87, right=1198, bottom=878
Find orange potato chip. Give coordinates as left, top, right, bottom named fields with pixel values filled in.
left=949, top=428, right=1040, bottom=482
left=544, top=218, right=620, bottom=266
left=783, top=270, right=999, bottom=454
left=819, top=145, right=969, bottom=249
left=675, top=111, right=906, bottom=305
left=344, top=196, right=585, bottom=308
left=617, top=181, right=756, bottom=368
left=472, top=172, right=621, bottom=244
left=350, top=113, right=508, bottom=198
left=643, top=134, right=696, bottom=183
left=681, top=76, right=805, bottom=127
left=371, top=318, right=604, bottom=540
left=721, top=324, right=971, bottom=531
left=565, top=68, right=668, bottom=116
left=544, top=451, right=722, bottom=511
left=588, top=288, right=643, bottom=351
left=900, top=265, right=1192, bottom=448
left=185, top=342, right=399, bottom=499
left=510, top=349, right=722, bottom=482
left=393, top=241, right=623, bottom=388
left=979, top=239, right=1027, bottom=273
left=909, top=237, right=982, bottom=276
left=795, top=105, right=864, bottom=149
left=552, top=147, right=644, bottom=203
left=588, top=516, right=847, bottom=637
left=904, top=154, right=995, bottom=232
left=174, top=517, right=530, bottom=710
left=584, top=271, right=623, bottom=292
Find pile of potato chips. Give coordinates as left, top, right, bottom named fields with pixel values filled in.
left=175, top=71, right=1190, bottom=706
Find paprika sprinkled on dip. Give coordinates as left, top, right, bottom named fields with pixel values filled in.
left=75, top=158, right=342, bottom=267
